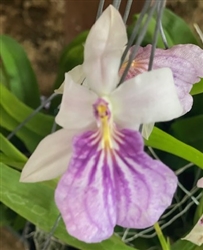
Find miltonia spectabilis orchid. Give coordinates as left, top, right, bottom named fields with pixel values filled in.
left=123, top=44, right=203, bottom=138
left=21, top=6, right=184, bottom=243
left=56, top=45, right=203, bottom=139
left=56, top=23, right=203, bottom=140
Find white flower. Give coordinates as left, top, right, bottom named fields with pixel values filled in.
left=20, top=5, right=183, bottom=243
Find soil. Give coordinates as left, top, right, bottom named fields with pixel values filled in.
left=0, top=227, right=25, bottom=250
left=167, top=0, right=203, bottom=31
left=0, top=0, right=65, bottom=95
left=0, top=0, right=203, bottom=249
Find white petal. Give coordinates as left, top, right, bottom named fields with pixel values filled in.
left=110, top=68, right=183, bottom=129
left=83, top=5, right=127, bottom=95
left=20, top=129, right=79, bottom=182
left=142, top=123, right=155, bottom=139
left=55, top=65, right=85, bottom=94
left=55, top=72, right=98, bottom=130
left=197, top=177, right=203, bottom=188
left=182, top=215, right=203, bottom=246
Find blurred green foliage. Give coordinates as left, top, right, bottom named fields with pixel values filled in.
left=0, top=35, right=41, bottom=108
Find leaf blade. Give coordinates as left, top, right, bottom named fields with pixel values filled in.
left=145, top=127, right=203, bottom=169
left=0, top=84, right=54, bottom=152
left=0, top=35, right=40, bottom=108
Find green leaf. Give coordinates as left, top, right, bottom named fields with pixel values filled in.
left=161, top=8, right=199, bottom=45
left=145, top=127, right=203, bottom=169
left=190, top=79, right=203, bottom=95
left=0, top=84, right=54, bottom=152
left=0, top=133, right=27, bottom=162
left=0, top=153, right=26, bottom=169
left=0, top=203, right=20, bottom=228
left=170, top=115, right=203, bottom=151
left=171, top=239, right=201, bottom=250
left=127, top=13, right=174, bottom=48
left=0, top=105, right=42, bottom=152
left=53, top=31, right=87, bottom=91
left=0, top=35, right=40, bottom=108
left=0, top=163, right=137, bottom=250
left=59, top=31, right=88, bottom=66
left=194, top=196, right=203, bottom=224
left=50, top=32, right=87, bottom=112
left=0, top=133, right=27, bottom=169
left=128, top=8, right=198, bottom=48
left=53, top=45, right=84, bottom=91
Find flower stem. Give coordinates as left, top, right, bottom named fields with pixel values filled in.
left=154, top=222, right=170, bottom=250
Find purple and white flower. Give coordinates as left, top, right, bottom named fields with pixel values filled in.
left=20, top=6, right=184, bottom=243
left=124, top=44, right=203, bottom=113
left=121, top=44, right=203, bottom=138
left=57, top=45, right=203, bottom=139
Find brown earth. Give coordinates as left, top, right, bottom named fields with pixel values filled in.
left=0, top=0, right=65, bottom=95
left=0, top=227, right=26, bottom=250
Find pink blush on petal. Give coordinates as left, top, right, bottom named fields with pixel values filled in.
left=197, top=177, right=203, bottom=188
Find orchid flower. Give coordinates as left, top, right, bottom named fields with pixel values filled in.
left=123, top=43, right=203, bottom=137
left=57, top=45, right=203, bottom=139
left=56, top=26, right=203, bottom=139
left=20, top=6, right=183, bottom=243
left=124, top=44, right=203, bottom=113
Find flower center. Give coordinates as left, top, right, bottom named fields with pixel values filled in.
left=119, top=60, right=137, bottom=76
left=93, top=98, right=112, bottom=148
left=119, top=59, right=148, bottom=79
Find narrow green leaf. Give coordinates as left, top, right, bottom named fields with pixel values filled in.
left=50, top=33, right=87, bottom=113
left=128, top=8, right=198, bottom=48
left=0, top=35, right=40, bottom=108
left=161, top=9, right=199, bottom=45
left=171, top=239, right=201, bottom=250
left=0, top=153, right=26, bottom=169
left=128, top=13, right=174, bottom=48
left=0, top=105, right=43, bottom=152
left=53, top=31, right=87, bottom=91
left=0, top=133, right=27, bottom=162
left=1, top=85, right=53, bottom=136
left=50, top=44, right=85, bottom=112
left=171, top=115, right=203, bottom=151
left=0, top=133, right=27, bottom=169
left=145, top=127, right=203, bottom=169
left=0, top=163, right=137, bottom=250
left=0, top=84, right=54, bottom=152
left=194, top=196, right=203, bottom=224
left=59, top=31, right=88, bottom=66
